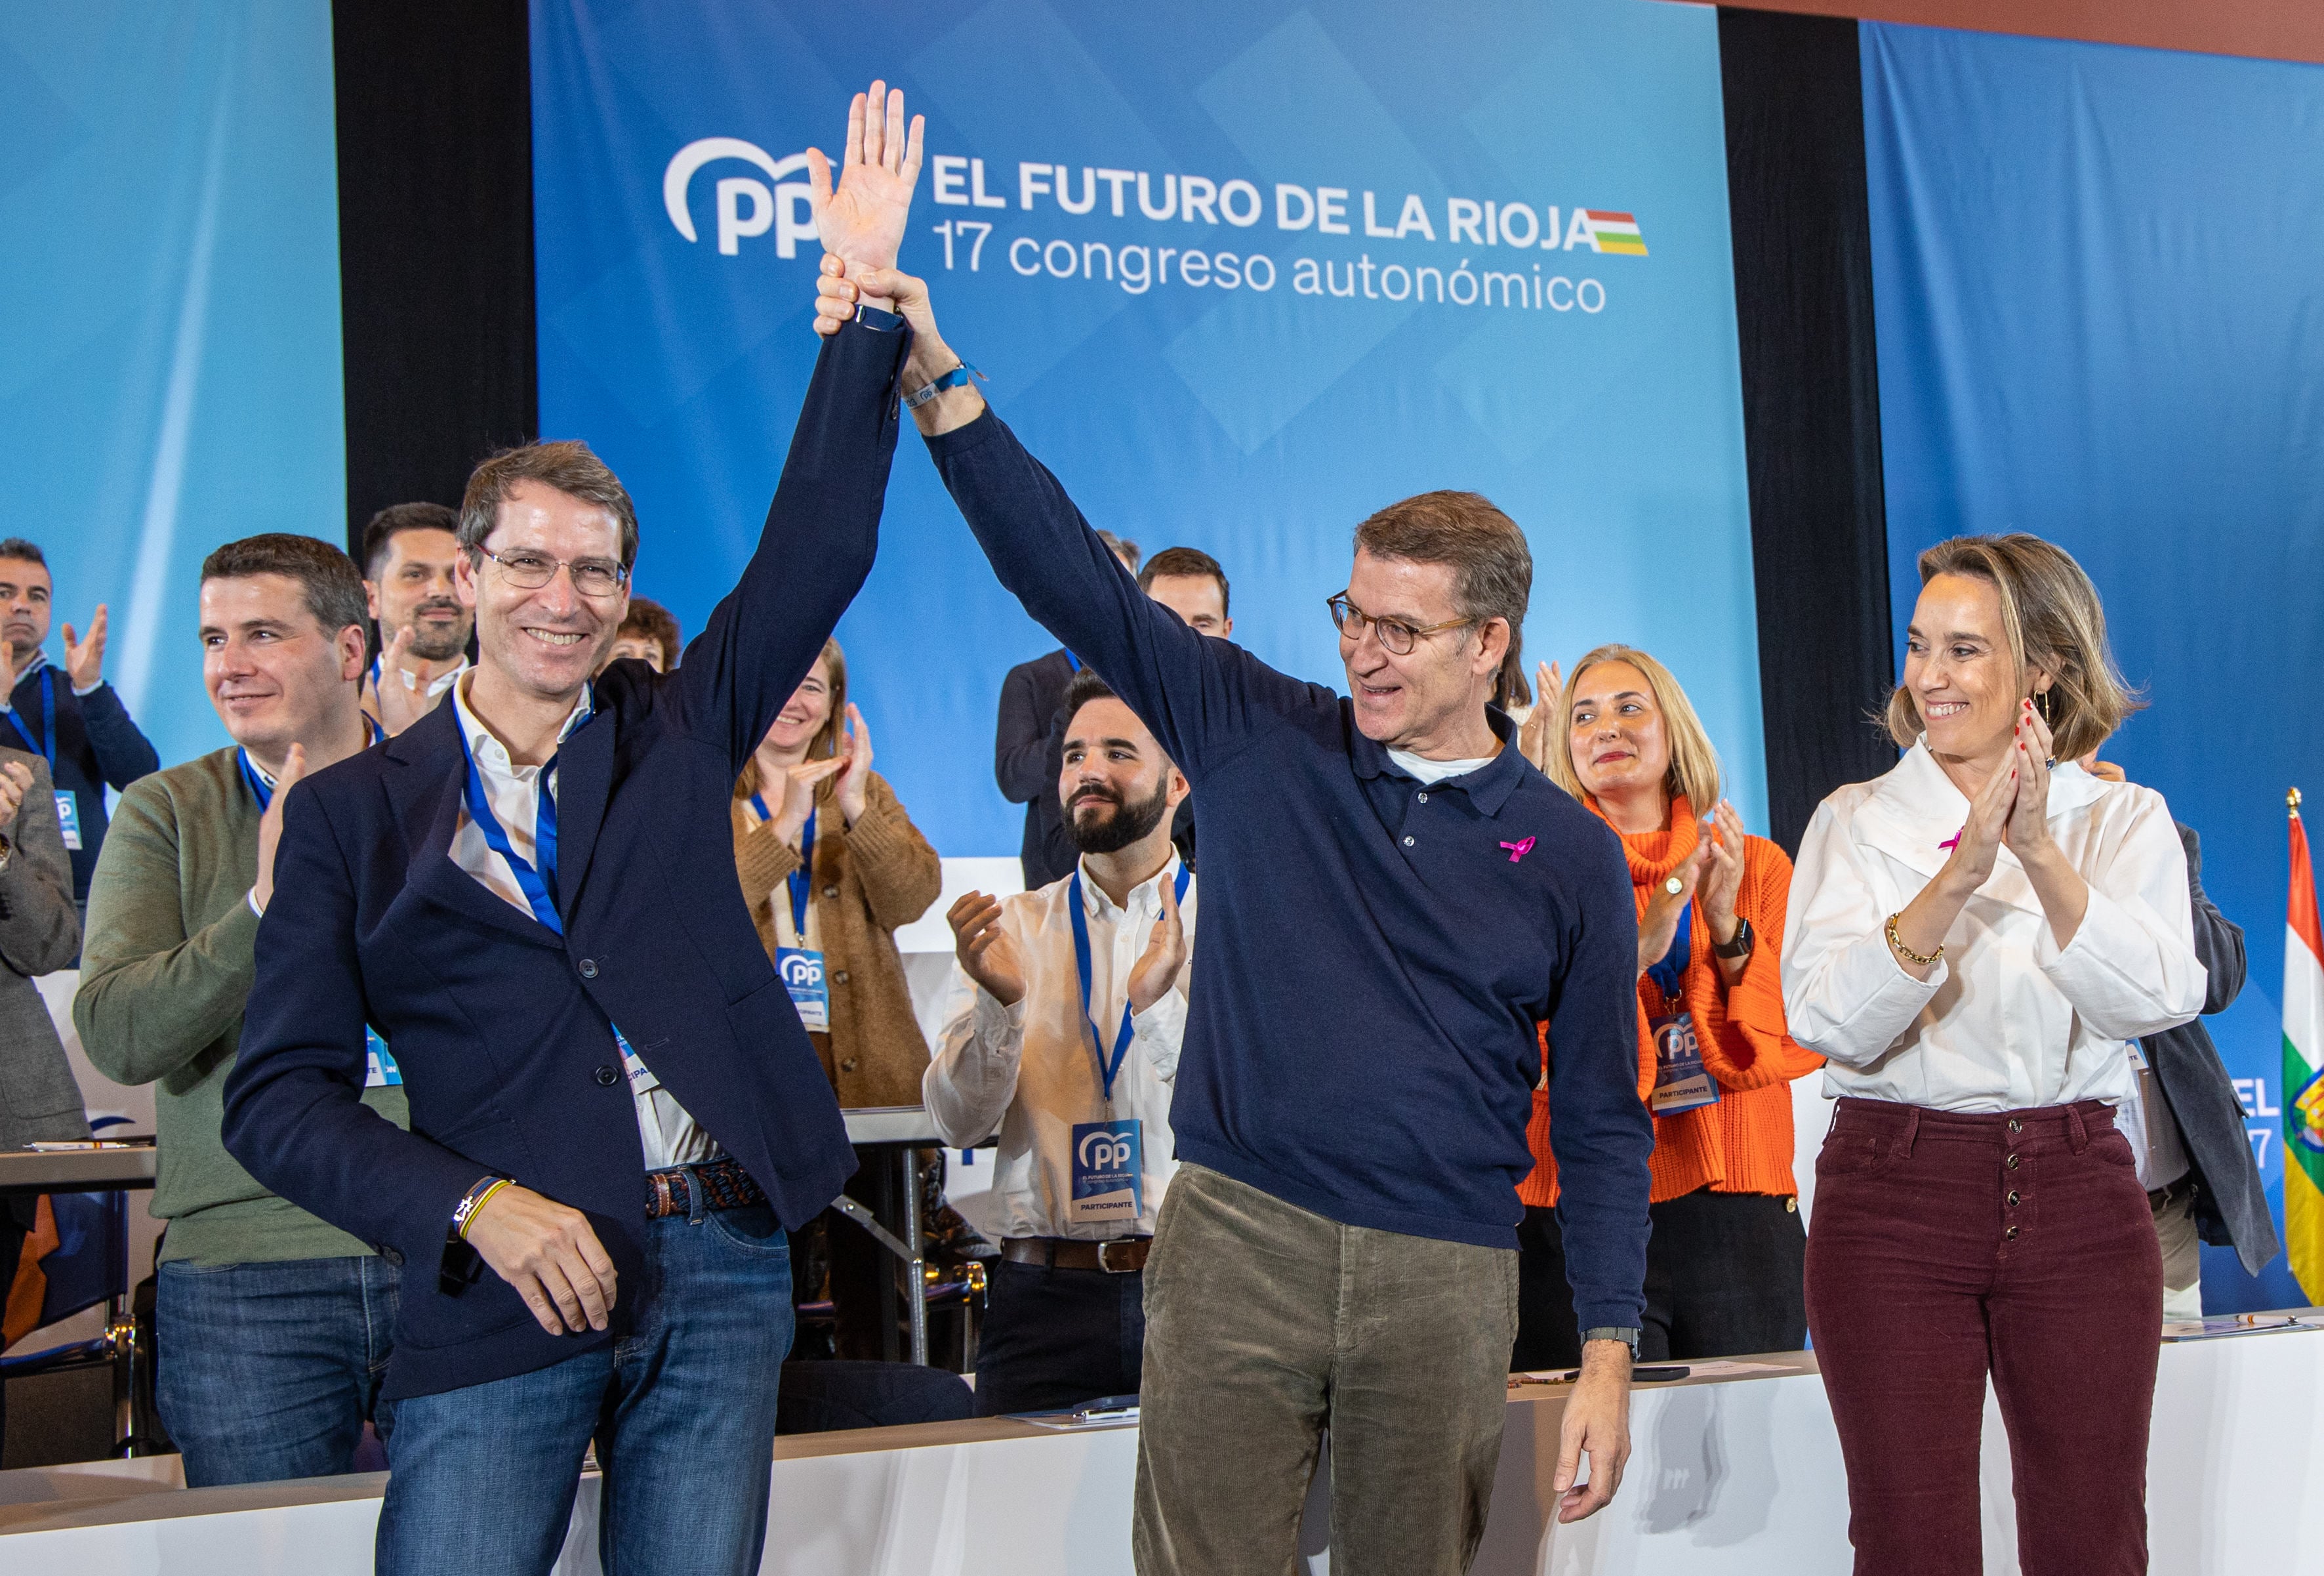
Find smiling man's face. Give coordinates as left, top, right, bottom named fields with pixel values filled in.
left=454, top=480, right=630, bottom=705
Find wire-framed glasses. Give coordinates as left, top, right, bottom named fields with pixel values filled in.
left=479, top=548, right=630, bottom=598
left=1325, top=592, right=1475, bottom=656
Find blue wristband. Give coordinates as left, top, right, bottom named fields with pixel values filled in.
left=903, top=362, right=981, bottom=411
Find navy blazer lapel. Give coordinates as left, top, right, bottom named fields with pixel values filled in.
left=551, top=702, right=614, bottom=920
left=382, top=701, right=563, bottom=949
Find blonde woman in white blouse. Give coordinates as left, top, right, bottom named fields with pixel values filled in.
left=1784, top=533, right=2202, bottom=1576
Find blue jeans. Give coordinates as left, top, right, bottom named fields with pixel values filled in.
left=376, top=1192, right=795, bottom=1576
left=155, top=1253, right=399, bottom=1487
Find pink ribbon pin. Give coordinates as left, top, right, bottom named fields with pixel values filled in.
left=1500, top=836, right=1536, bottom=863
left=1939, top=830, right=1962, bottom=850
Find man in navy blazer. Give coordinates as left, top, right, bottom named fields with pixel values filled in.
left=224, top=85, right=926, bottom=1576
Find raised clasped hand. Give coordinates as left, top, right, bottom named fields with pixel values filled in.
left=946, top=890, right=1025, bottom=1007
left=806, top=80, right=924, bottom=287
left=1126, top=876, right=1189, bottom=1015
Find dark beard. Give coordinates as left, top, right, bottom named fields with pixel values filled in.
left=1067, top=776, right=1172, bottom=855
left=404, top=606, right=472, bottom=663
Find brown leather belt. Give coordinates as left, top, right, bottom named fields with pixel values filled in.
left=645, top=1158, right=766, bottom=1220
left=1002, top=1236, right=1152, bottom=1274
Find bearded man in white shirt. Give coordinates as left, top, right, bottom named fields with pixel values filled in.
left=929, top=667, right=1193, bottom=1416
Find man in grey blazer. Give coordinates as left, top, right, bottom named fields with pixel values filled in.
left=0, top=743, right=92, bottom=1461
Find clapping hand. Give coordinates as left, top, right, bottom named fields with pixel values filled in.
left=1638, top=839, right=1707, bottom=980
left=806, top=81, right=923, bottom=296
left=367, top=627, right=436, bottom=737
left=1943, top=739, right=2017, bottom=892
left=1126, top=876, right=1189, bottom=1014
left=61, top=604, right=106, bottom=692
left=2001, top=698, right=2058, bottom=860
left=1517, top=659, right=1566, bottom=774
left=0, top=760, right=33, bottom=825
left=946, top=891, right=1025, bottom=1007
left=832, top=703, right=872, bottom=827
left=767, top=755, right=844, bottom=849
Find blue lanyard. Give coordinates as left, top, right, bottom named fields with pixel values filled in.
left=1646, top=900, right=1692, bottom=1005
left=235, top=720, right=382, bottom=812
left=2, top=669, right=54, bottom=774
left=1064, top=650, right=1081, bottom=673
left=750, top=792, right=816, bottom=934
left=456, top=724, right=563, bottom=934
left=1068, top=862, right=1192, bottom=1104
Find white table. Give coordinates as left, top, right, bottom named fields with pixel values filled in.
left=5, top=1324, right=2319, bottom=1573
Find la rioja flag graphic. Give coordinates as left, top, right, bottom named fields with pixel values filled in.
left=2287, top=787, right=2324, bottom=1303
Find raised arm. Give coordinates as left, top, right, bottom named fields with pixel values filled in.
left=0, top=757, right=81, bottom=978
left=813, top=263, right=1330, bottom=783
left=994, top=661, right=1055, bottom=804
left=674, top=81, right=922, bottom=770
left=2178, top=823, right=2245, bottom=1014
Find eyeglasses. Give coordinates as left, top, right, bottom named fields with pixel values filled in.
left=1326, top=592, right=1475, bottom=656
left=479, top=548, right=629, bottom=598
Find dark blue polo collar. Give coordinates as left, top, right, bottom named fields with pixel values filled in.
left=1350, top=706, right=1528, bottom=818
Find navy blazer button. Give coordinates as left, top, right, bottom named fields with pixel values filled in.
left=579, top=959, right=599, bottom=978
left=594, top=1065, right=619, bottom=1087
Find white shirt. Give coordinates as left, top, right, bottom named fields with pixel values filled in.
left=1784, top=740, right=2205, bottom=1112
left=924, top=854, right=1196, bottom=1239
left=451, top=674, right=715, bottom=1170
left=1387, top=747, right=1498, bottom=784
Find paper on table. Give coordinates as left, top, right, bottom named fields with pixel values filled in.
left=1509, top=1358, right=1802, bottom=1387
left=1017, top=1406, right=1141, bottom=1431
left=2160, top=1315, right=2296, bottom=1341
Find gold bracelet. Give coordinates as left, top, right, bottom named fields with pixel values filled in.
left=1885, top=911, right=1942, bottom=967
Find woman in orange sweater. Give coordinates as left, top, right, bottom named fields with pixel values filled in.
left=1513, top=644, right=1822, bottom=1368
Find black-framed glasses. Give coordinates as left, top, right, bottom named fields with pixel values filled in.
left=479, top=548, right=629, bottom=598
left=1326, top=592, right=1475, bottom=656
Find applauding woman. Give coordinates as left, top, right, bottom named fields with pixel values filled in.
left=1514, top=648, right=1821, bottom=1368
left=1784, top=535, right=2202, bottom=1575
left=735, top=637, right=940, bottom=1101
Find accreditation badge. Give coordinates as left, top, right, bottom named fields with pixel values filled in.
left=1069, top=1119, right=1143, bottom=1225
left=613, top=1025, right=660, bottom=1096
left=54, top=791, right=80, bottom=851
left=1648, top=1011, right=1720, bottom=1116
left=777, top=946, right=830, bottom=1031
left=363, top=1027, right=403, bottom=1089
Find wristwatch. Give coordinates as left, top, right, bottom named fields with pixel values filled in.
left=1582, top=1326, right=1641, bottom=1359
left=1712, top=915, right=1755, bottom=960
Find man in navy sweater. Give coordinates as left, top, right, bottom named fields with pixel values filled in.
left=0, top=539, right=160, bottom=904
left=814, top=261, right=1650, bottom=1572
left=224, top=85, right=924, bottom=1576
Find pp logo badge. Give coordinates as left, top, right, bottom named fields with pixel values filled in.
left=775, top=946, right=830, bottom=1031
left=1069, top=1119, right=1144, bottom=1224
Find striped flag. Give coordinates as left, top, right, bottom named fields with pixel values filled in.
left=1585, top=210, right=1648, bottom=257
left=2287, top=787, right=2324, bottom=1303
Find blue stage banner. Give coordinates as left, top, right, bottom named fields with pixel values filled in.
left=1864, top=22, right=2324, bottom=1312
left=0, top=2, right=345, bottom=772
left=531, top=0, right=1763, bottom=857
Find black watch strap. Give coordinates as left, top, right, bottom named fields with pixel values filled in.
left=1712, top=915, right=1755, bottom=959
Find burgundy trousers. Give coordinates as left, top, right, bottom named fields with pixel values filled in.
left=1804, top=1097, right=2162, bottom=1575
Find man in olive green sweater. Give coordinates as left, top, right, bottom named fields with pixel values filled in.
left=76, top=535, right=403, bottom=1487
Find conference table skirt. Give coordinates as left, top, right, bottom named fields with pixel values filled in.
left=1804, top=1096, right=2163, bottom=1576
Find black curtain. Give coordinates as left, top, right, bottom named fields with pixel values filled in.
left=332, top=0, right=537, bottom=558
left=1719, top=9, right=1899, bottom=853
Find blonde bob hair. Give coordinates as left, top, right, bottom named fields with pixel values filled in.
left=1886, top=533, right=2138, bottom=763
left=1544, top=644, right=1723, bottom=813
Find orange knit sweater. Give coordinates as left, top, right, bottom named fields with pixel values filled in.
left=1519, top=796, right=1822, bottom=1208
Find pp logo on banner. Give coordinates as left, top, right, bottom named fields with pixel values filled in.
left=1070, top=1119, right=1143, bottom=1225
left=664, top=139, right=817, bottom=257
